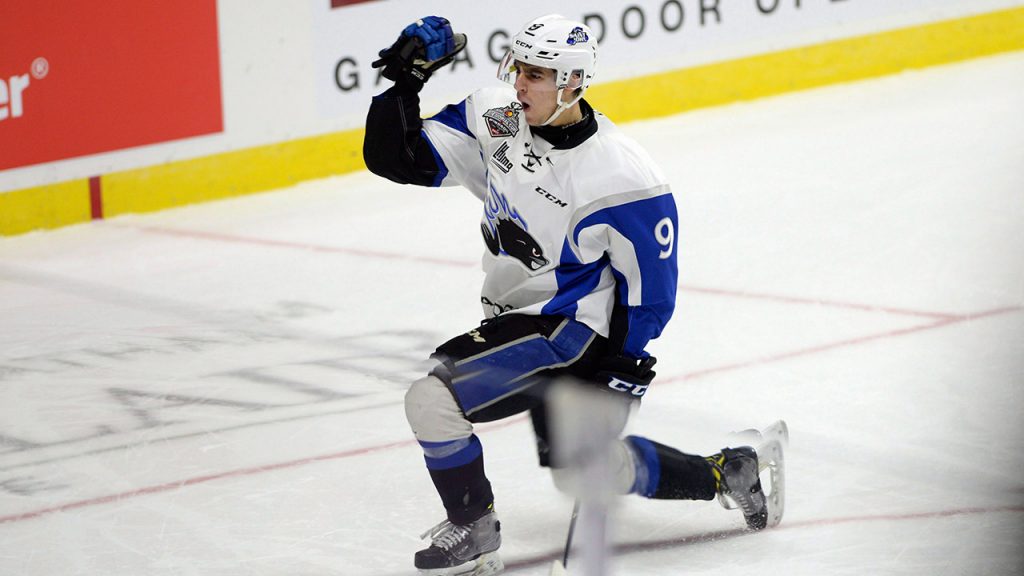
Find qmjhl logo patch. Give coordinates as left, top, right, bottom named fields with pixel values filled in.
left=490, top=142, right=514, bottom=173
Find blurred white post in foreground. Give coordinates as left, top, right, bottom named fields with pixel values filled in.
left=548, top=380, right=631, bottom=576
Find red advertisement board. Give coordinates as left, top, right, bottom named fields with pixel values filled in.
left=0, top=1, right=222, bottom=171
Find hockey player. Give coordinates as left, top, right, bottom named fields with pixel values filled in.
left=364, top=15, right=768, bottom=575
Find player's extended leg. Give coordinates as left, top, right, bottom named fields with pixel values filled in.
left=625, top=437, right=768, bottom=529
left=542, top=423, right=767, bottom=530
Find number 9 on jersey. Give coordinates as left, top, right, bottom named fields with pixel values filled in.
left=655, top=217, right=674, bottom=260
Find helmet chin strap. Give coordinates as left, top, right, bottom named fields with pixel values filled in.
left=540, top=87, right=585, bottom=127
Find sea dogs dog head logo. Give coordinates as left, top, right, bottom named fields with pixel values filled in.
left=481, top=187, right=549, bottom=271
left=566, top=27, right=589, bottom=45
left=483, top=102, right=522, bottom=138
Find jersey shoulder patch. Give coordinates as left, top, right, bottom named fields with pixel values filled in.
left=482, top=102, right=524, bottom=138
left=467, top=87, right=522, bottom=141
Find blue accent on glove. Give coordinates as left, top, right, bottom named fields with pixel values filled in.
left=402, top=16, right=455, bottom=62
left=373, top=16, right=463, bottom=91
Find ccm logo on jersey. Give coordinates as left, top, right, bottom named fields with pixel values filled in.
left=608, top=377, right=648, bottom=397
left=535, top=186, right=567, bottom=208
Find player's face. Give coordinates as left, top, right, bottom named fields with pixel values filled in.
left=513, top=62, right=561, bottom=126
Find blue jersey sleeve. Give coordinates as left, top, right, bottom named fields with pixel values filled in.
left=573, top=191, right=678, bottom=358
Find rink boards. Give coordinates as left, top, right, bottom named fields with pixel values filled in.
left=1, top=4, right=1023, bottom=236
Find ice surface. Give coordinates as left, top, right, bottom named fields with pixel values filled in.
left=1, top=52, right=1023, bottom=575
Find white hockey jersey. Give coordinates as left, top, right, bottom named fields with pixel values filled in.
left=421, top=87, right=677, bottom=358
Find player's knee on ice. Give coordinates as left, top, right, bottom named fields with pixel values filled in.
left=405, top=374, right=472, bottom=442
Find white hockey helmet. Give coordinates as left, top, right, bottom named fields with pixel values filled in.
left=497, top=14, right=598, bottom=125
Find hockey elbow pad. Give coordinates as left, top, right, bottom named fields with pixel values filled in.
left=372, top=16, right=467, bottom=91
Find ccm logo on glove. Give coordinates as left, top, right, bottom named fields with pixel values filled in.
left=607, top=376, right=649, bottom=397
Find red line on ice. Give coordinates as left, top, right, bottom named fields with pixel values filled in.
left=127, top=224, right=477, bottom=269
left=679, top=283, right=959, bottom=320
left=0, top=418, right=522, bottom=526
left=0, top=439, right=406, bottom=525
left=659, top=305, right=1020, bottom=384
left=125, top=224, right=973, bottom=320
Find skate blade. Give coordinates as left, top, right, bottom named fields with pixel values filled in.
left=757, top=438, right=786, bottom=528
left=418, top=551, right=503, bottom=576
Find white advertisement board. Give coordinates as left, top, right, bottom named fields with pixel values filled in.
left=312, top=0, right=1023, bottom=124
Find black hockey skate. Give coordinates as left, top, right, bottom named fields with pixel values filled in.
left=708, top=446, right=769, bottom=530
left=415, top=510, right=503, bottom=575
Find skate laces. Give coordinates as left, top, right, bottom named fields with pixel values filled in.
left=420, top=519, right=472, bottom=551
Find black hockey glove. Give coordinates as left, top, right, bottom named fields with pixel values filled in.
left=372, top=16, right=467, bottom=92
left=596, top=355, right=657, bottom=399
